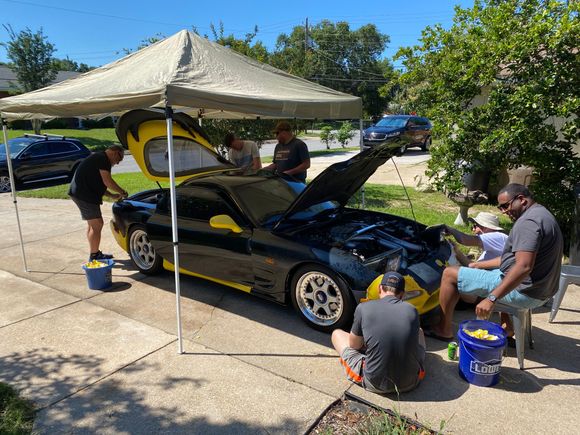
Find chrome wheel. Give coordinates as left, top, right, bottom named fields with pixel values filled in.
left=0, top=175, right=11, bottom=193
left=129, top=227, right=159, bottom=272
left=399, top=144, right=407, bottom=154
left=295, top=270, right=344, bottom=327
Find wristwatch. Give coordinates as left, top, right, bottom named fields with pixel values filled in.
left=487, top=294, right=498, bottom=303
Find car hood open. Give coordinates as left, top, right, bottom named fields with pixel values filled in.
left=277, top=141, right=399, bottom=225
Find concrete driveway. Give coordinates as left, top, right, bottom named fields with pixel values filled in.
left=0, top=194, right=579, bottom=434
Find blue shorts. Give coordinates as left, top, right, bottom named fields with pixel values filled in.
left=457, top=267, right=546, bottom=309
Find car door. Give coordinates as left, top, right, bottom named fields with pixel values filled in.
left=15, top=141, right=55, bottom=183
left=407, top=117, right=424, bottom=145
left=148, top=185, right=255, bottom=286
left=47, top=141, right=82, bottom=178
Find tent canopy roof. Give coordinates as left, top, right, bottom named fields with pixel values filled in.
left=0, top=30, right=362, bottom=121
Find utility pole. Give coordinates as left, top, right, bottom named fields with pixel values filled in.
left=304, top=17, right=309, bottom=53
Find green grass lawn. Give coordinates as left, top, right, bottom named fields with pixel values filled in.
left=0, top=383, right=34, bottom=434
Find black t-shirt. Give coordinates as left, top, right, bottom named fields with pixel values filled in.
left=68, top=152, right=111, bottom=204
left=273, top=137, right=309, bottom=182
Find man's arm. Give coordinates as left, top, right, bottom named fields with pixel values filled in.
left=252, top=156, right=262, bottom=170
left=99, top=169, right=127, bottom=197
left=348, top=332, right=365, bottom=351
left=475, top=250, right=537, bottom=318
left=283, top=158, right=311, bottom=175
left=445, top=225, right=482, bottom=248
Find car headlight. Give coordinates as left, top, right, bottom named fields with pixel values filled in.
left=402, top=290, right=422, bottom=301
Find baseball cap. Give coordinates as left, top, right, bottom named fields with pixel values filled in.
left=468, top=211, right=503, bottom=231
left=380, top=271, right=405, bottom=292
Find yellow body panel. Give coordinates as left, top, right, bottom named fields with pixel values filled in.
left=363, top=274, right=439, bottom=315
left=163, top=259, right=252, bottom=293
left=110, top=220, right=128, bottom=252
left=124, top=120, right=216, bottom=182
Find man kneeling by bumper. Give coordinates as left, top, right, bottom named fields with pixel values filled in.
left=331, top=272, right=426, bottom=394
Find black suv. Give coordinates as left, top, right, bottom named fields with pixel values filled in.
left=363, top=115, right=432, bottom=154
left=0, top=134, right=91, bottom=193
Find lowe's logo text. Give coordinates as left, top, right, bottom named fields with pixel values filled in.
left=470, top=360, right=500, bottom=375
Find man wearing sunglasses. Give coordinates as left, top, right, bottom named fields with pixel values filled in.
left=69, top=145, right=128, bottom=261
left=426, top=183, right=562, bottom=341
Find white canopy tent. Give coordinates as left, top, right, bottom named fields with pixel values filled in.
left=0, top=29, right=363, bottom=352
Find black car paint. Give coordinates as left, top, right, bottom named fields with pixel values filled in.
left=0, top=136, right=91, bottom=191
left=111, top=178, right=450, bottom=307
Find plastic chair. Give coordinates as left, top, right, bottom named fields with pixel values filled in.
left=493, top=303, right=533, bottom=370
left=550, top=265, right=580, bottom=323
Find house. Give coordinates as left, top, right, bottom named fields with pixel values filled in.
left=0, top=65, right=80, bottom=99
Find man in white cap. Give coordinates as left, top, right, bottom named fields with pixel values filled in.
left=443, top=211, right=508, bottom=266
left=331, top=271, right=426, bottom=394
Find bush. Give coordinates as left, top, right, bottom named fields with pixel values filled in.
left=336, top=121, right=355, bottom=148
left=319, top=126, right=335, bottom=149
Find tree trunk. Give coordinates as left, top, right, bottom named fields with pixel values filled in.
left=32, top=119, right=42, bottom=135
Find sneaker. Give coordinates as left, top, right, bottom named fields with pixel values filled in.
left=89, top=250, right=114, bottom=261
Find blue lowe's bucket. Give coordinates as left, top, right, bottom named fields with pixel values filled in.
left=82, top=259, right=114, bottom=290
left=458, top=320, right=506, bottom=387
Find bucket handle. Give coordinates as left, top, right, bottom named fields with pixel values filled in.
left=460, top=343, right=505, bottom=366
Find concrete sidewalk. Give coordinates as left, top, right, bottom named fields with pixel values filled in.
left=1, top=195, right=579, bottom=434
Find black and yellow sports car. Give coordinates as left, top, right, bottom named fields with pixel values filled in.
left=110, top=110, right=450, bottom=332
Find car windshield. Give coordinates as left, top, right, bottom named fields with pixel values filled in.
left=0, top=138, right=33, bottom=157
left=232, top=177, right=339, bottom=226
left=375, top=117, right=408, bottom=128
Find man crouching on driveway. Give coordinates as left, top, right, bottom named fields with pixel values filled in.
left=331, top=272, right=426, bottom=394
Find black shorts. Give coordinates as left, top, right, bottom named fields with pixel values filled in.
left=71, top=196, right=102, bottom=220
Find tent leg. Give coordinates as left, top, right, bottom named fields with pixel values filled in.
left=359, top=119, right=365, bottom=209
left=165, top=106, right=184, bottom=354
left=1, top=118, right=28, bottom=272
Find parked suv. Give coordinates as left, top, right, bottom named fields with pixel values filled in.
left=363, top=115, right=432, bottom=154
left=0, top=134, right=91, bottom=193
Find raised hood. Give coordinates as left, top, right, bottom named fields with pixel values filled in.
left=115, top=109, right=234, bottom=182
left=279, top=141, right=399, bottom=222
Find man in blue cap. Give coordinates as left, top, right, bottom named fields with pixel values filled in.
left=331, top=272, right=426, bottom=394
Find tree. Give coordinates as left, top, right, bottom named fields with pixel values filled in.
left=210, top=21, right=269, bottom=62
left=319, top=126, right=336, bottom=149
left=396, top=0, right=580, bottom=249
left=2, top=25, right=57, bottom=133
left=336, top=122, right=355, bottom=148
left=52, top=57, right=92, bottom=72
left=270, top=20, right=396, bottom=116
left=2, top=25, right=57, bottom=92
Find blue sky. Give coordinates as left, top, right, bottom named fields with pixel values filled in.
left=0, top=0, right=473, bottom=69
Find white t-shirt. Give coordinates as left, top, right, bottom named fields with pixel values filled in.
left=228, top=140, right=259, bottom=171
left=478, top=232, right=508, bottom=261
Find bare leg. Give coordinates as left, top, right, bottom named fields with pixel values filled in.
left=86, top=217, right=104, bottom=254
left=500, top=313, right=514, bottom=337
left=331, top=329, right=350, bottom=355
left=433, top=266, right=461, bottom=338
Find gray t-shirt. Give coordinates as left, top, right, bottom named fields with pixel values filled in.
left=351, top=296, right=424, bottom=393
left=500, top=203, right=563, bottom=300
left=228, top=140, right=259, bottom=172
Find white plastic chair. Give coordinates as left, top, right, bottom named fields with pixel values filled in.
left=493, top=303, right=533, bottom=370
left=550, top=265, right=580, bottom=323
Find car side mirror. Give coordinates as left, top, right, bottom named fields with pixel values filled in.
left=209, top=214, right=243, bottom=234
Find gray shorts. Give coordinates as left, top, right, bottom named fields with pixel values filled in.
left=340, top=347, right=365, bottom=385
left=71, top=196, right=102, bottom=220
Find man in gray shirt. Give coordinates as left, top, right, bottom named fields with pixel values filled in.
left=331, top=272, right=426, bottom=394
left=427, top=183, right=563, bottom=341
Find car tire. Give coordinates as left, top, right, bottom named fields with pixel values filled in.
left=128, top=224, right=163, bottom=275
left=290, top=265, right=355, bottom=332
left=421, top=137, right=432, bottom=152
left=0, top=173, right=11, bottom=193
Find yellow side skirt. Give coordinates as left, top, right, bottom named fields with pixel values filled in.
left=163, top=259, right=252, bottom=293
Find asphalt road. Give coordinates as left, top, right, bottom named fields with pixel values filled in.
left=115, top=132, right=430, bottom=175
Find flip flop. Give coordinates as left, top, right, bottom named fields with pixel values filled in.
left=424, top=328, right=454, bottom=342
